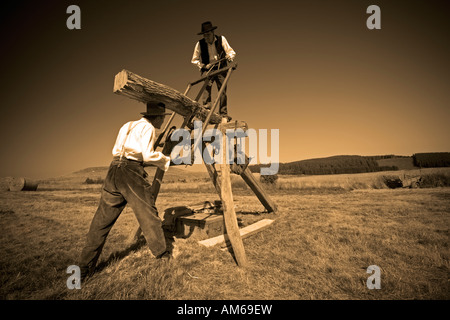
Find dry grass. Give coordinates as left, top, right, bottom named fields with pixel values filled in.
left=0, top=168, right=449, bottom=300
left=260, top=167, right=450, bottom=191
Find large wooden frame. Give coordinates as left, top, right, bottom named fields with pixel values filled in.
left=114, top=65, right=277, bottom=267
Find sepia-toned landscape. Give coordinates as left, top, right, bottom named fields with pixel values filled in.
left=1, top=163, right=449, bottom=300
left=1, top=1, right=449, bottom=304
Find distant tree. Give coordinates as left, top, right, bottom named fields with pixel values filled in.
left=252, top=155, right=403, bottom=176
left=413, top=152, right=450, bottom=168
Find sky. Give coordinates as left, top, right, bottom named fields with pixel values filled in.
left=0, top=0, right=449, bottom=179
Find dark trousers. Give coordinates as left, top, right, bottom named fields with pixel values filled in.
left=78, top=158, right=167, bottom=276
left=202, top=73, right=228, bottom=116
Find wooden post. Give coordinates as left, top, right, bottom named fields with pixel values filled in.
left=205, top=163, right=221, bottom=198
left=240, top=167, right=278, bottom=213
left=219, top=118, right=247, bottom=267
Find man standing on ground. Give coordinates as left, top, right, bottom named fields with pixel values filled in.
left=78, top=102, right=172, bottom=280
left=191, top=21, right=236, bottom=118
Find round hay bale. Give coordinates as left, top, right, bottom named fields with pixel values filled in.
left=9, top=177, right=39, bottom=191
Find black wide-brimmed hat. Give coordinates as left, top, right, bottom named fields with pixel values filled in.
left=141, top=102, right=171, bottom=116
left=197, top=21, right=217, bottom=35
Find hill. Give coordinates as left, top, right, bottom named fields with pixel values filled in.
left=36, top=165, right=210, bottom=191
left=250, top=153, right=450, bottom=176
left=413, top=152, right=450, bottom=168
left=70, top=165, right=208, bottom=182
left=250, top=155, right=405, bottom=175
left=376, top=157, right=417, bottom=170
left=2, top=153, right=448, bottom=191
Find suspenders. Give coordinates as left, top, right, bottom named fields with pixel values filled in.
left=119, top=121, right=137, bottom=162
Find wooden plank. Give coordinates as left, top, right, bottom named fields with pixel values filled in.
left=240, top=167, right=278, bottom=213
left=219, top=118, right=247, bottom=267
left=114, top=69, right=223, bottom=124
left=198, top=219, right=274, bottom=248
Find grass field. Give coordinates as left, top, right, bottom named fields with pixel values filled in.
left=0, top=167, right=449, bottom=300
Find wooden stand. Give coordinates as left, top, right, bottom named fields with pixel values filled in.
left=114, top=66, right=277, bottom=267
left=218, top=117, right=247, bottom=267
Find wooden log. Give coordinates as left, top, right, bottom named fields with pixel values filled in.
left=240, top=168, right=278, bottom=213
left=219, top=118, right=247, bottom=267
left=9, top=177, right=38, bottom=191
left=198, top=219, right=274, bottom=248
left=114, top=69, right=223, bottom=124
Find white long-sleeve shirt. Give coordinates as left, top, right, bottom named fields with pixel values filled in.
left=191, top=35, right=236, bottom=69
left=112, top=118, right=170, bottom=172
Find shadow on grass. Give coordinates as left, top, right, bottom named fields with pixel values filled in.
left=95, top=230, right=178, bottom=275
left=95, top=236, right=147, bottom=274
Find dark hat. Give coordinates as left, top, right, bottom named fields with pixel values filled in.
left=197, top=21, right=217, bottom=35
left=141, top=102, right=171, bottom=116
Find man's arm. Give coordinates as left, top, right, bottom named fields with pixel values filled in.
left=221, top=36, right=236, bottom=61
left=141, top=125, right=170, bottom=172
left=191, top=41, right=204, bottom=70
